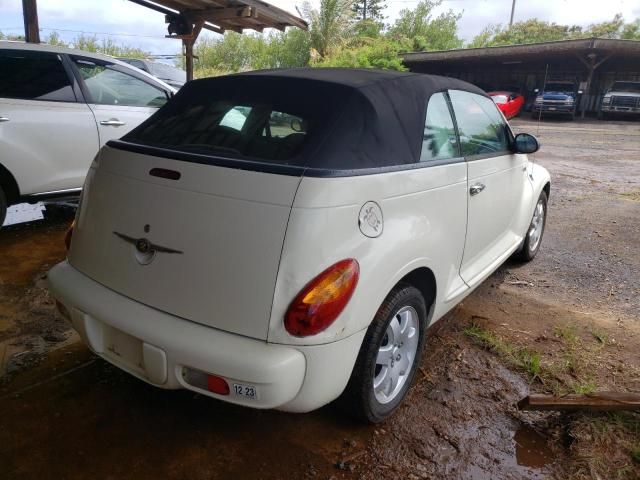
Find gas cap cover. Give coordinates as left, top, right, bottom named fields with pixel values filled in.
left=358, top=201, right=383, bottom=238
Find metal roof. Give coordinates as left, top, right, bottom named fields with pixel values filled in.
left=403, top=38, right=640, bottom=67
left=130, top=0, right=307, bottom=35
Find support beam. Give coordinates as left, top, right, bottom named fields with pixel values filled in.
left=575, top=52, right=612, bottom=118
left=182, top=19, right=205, bottom=82
left=22, top=0, right=40, bottom=43
left=186, top=6, right=253, bottom=21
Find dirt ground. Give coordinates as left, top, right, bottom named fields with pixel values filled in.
left=1, top=118, right=639, bottom=480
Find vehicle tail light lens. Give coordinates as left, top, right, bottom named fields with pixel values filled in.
left=285, top=259, right=359, bottom=337
left=207, top=375, right=230, bottom=395
left=64, top=220, right=75, bottom=251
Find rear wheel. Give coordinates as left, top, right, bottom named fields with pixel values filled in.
left=515, top=191, right=547, bottom=262
left=341, top=284, right=427, bottom=423
left=0, top=187, right=7, bottom=228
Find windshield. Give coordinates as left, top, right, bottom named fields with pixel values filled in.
left=544, top=83, right=575, bottom=92
left=148, top=62, right=186, bottom=83
left=491, top=95, right=508, bottom=104
left=610, top=82, right=640, bottom=93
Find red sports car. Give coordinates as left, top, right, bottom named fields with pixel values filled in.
left=488, top=91, right=525, bottom=119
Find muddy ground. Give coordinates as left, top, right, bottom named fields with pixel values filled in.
left=1, top=118, right=638, bottom=479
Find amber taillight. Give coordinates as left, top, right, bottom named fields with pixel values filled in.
left=284, top=259, right=359, bottom=337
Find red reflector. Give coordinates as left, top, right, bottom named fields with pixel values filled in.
left=207, top=375, right=230, bottom=395
left=285, top=259, right=359, bottom=337
left=64, top=220, right=75, bottom=251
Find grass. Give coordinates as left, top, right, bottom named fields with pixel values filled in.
left=465, top=320, right=640, bottom=479
left=554, top=323, right=579, bottom=344
left=620, top=190, right=640, bottom=202
left=465, top=321, right=609, bottom=395
left=591, top=328, right=609, bottom=345
left=464, top=324, right=542, bottom=380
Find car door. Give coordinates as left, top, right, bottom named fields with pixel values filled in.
left=449, top=89, right=529, bottom=286
left=69, top=56, right=170, bottom=147
left=0, top=48, right=99, bottom=196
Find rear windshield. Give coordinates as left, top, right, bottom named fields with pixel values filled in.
left=125, top=99, right=309, bottom=162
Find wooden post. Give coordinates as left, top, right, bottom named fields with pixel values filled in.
left=22, top=0, right=40, bottom=43
left=183, top=39, right=194, bottom=82
left=182, top=20, right=205, bottom=82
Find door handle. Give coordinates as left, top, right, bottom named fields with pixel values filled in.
left=0, top=116, right=9, bottom=122
left=100, top=119, right=126, bottom=127
left=469, top=183, right=486, bottom=196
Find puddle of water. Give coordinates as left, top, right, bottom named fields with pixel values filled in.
left=514, top=425, right=554, bottom=469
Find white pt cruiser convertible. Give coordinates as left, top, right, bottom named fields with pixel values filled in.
left=49, top=69, right=550, bottom=423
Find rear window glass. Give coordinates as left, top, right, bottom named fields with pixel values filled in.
left=0, top=49, right=75, bottom=102
left=125, top=99, right=309, bottom=162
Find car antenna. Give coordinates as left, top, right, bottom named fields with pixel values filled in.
left=532, top=63, right=549, bottom=178
left=536, top=63, right=549, bottom=137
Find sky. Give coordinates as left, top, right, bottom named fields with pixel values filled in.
left=1, top=0, right=639, bottom=57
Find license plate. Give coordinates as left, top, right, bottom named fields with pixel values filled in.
left=548, top=107, right=556, bottom=111
left=233, top=383, right=258, bottom=400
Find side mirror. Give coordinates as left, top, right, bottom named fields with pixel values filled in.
left=533, top=88, right=539, bottom=93
left=514, top=133, right=539, bottom=154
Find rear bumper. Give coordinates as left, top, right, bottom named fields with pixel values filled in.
left=48, top=261, right=365, bottom=412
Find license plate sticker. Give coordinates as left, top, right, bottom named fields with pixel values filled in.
left=233, top=383, right=258, bottom=400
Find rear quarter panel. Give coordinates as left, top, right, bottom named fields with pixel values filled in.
left=268, top=163, right=469, bottom=346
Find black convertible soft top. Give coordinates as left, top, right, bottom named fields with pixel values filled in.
left=119, top=68, right=486, bottom=175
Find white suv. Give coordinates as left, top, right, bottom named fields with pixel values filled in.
left=49, top=69, right=550, bottom=422
left=0, top=41, right=176, bottom=225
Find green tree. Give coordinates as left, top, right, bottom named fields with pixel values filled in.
left=45, top=31, right=67, bottom=47
left=71, top=34, right=147, bottom=58
left=352, top=0, right=386, bottom=22
left=621, top=19, right=640, bottom=40
left=317, top=36, right=407, bottom=70
left=583, top=13, right=624, bottom=38
left=388, top=0, right=463, bottom=51
left=302, top=0, right=354, bottom=58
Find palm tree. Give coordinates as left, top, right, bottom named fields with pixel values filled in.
left=302, top=0, right=354, bottom=58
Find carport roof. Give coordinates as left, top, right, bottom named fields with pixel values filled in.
left=129, top=0, right=307, bottom=34
left=402, top=38, right=640, bottom=69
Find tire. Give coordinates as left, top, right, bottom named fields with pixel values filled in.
left=0, top=186, right=7, bottom=228
left=340, top=284, right=428, bottom=423
left=515, top=191, right=548, bottom=262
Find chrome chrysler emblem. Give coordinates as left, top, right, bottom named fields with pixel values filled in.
left=113, top=231, right=183, bottom=265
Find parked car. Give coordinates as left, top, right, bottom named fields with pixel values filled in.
left=118, top=58, right=186, bottom=88
left=531, top=80, right=582, bottom=119
left=599, top=81, right=640, bottom=119
left=0, top=41, right=176, bottom=226
left=488, top=91, right=525, bottom=119
left=48, top=69, right=550, bottom=423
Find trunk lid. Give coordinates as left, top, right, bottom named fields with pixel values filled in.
left=69, top=144, right=301, bottom=340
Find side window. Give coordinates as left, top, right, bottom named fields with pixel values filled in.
left=449, top=90, right=510, bottom=157
left=0, top=49, right=75, bottom=102
left=72, top=58, right=167, bottom=108
left=421, top=92, right=459, bottom=162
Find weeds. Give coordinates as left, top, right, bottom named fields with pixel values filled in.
left=591, top=328, right=609, bottom=345
left=554, top=323, right=579, bottom=344
left=464, top=324, right=542, bottom=381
